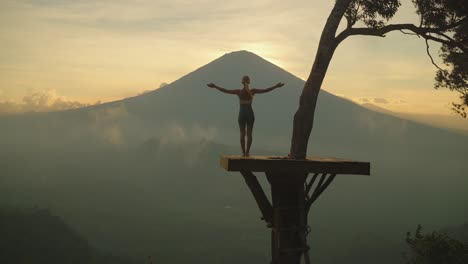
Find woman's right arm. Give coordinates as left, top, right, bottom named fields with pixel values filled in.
left=207, top=83, right=239, bottom=95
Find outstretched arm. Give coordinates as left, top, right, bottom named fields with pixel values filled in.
left=252, top=82, right=285, bottom=94
left=207, top=83, right=239, bottom=95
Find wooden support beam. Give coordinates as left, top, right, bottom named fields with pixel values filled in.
left=307, top=174, right=337, bottom=210
left=220, top=155, right=370, bottom=264
left=310, top=173, right=327, bottom=199
left=240, top=171, right=273, bottom=224
left=304, top=173, right=318, bottom=198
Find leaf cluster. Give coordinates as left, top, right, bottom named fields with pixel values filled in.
left=340, top=0, right=467, bottom=117
left=404, top=225, right=468, bottom=264
left=413, top=0, right=466, bottom=28
left=344, top=0, right=401, bottom=28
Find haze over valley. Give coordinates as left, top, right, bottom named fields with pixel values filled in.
left=1, top=51, right=467, bottom=263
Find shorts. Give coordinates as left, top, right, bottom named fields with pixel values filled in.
left=238, top=104, right=255, bottom=129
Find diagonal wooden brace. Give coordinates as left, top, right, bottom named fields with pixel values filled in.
left=222, top=156, right=370, bottom=264
left=306, top=174, right=337, bottom=211
left=240, top=170, right=273, bottom=224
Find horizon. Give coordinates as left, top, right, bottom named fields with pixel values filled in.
left=0, top=0, right=464, bottom=119
left=1, top=2, right=467, bottom=263
left=1, top=48, right=466, bottom=133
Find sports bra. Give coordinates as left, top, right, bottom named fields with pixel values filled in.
left=239, top=89, right=254, bottom=104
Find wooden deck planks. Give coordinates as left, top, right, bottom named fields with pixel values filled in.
left=220, top=155, right=370, bottom=175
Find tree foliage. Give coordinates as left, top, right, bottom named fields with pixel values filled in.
left=344, top=0, right=401, bottom=29
left=290, top=1, right=468, bottom=156
left=404, top=225, right=468, bottom=264
left=435, top=17, right=467, bottom=117
left=341, top=0, right=468, bottom=117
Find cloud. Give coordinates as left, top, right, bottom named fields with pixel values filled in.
left=151, top=122, right=219, bottom=167
left=89, top=103, right=129, bottom=145
left=137, top=84, right=166, bottom=95
left=137, top=90, right=152, bottom=96
left=373, top=98, right=389, bottom=104
left=0, top=89, right=92, bottom=114
left=0, top=100, right=23, bottom=114
left=353, top=96, right=409, bottom=107
left=334, top=93, right=349, bottom=99
left=103, top=126, right=124, bottom=145
left=22, top=89, right=88, bottom=111
left=1, top=0, right=450, bottom=115
left=90, top=103, right=128, bottom=122
left=159, top=122, right=218, bottom=145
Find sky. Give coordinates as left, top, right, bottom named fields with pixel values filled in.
left=0, top=0, right=464, bottom=115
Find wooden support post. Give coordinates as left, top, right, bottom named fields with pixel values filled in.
left=220, top=156, right=370, bottom=264
left=267, top=172, right=307, bottom=264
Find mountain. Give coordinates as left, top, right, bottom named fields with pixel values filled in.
left=0, top=50, right=467, bottom=263
left=2, top=51, right=466, bottom=153
left=0, top=207, right=136, bottom=264
left=361, top=102, right=398, bottom=115
left=361, top=102, right=468, bottom=135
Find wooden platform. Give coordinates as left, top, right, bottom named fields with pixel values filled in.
left=220, top=155, right=370, bottom=175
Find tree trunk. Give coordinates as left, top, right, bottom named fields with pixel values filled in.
left=289, top=0, right=351, bottom=159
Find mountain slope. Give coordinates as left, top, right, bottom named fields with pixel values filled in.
left=0, top=207, right=136, bottom=264
left=2, top=50, right=465, bottom=152
left=1, top=49, right=467, bottom=229
left=0, top=50, right=467, bottom=263
left=361, top=102, right=468, bottom=135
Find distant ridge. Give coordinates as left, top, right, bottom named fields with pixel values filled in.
left=361, top=102, right=468, bottom=135
left=0, top=50, right=467, bottom=264
left=0, top=50, right=466, bottom=151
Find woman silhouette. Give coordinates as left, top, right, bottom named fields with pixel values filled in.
left=207, top=76, right=284, bottom=157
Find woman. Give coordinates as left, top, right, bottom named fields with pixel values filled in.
left=207, top=75, right=284, bottom=157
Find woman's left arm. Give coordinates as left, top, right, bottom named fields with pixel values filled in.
left=252, top=82, right=285, bottom=94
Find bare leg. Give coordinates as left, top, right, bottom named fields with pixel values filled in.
left=240, top=128, right=246, bottom=156
left=246, top=125, right=253, bottom=156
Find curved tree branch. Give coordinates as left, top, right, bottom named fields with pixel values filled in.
left=399, top=29, right=417, bottom=36
left=425, top=39, right=443, bottom=71
left=435, top=32, right=457, bottom=42
left=335, top=17, right=467, bottom=50
left=421, top=33, right=466, bottom=52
